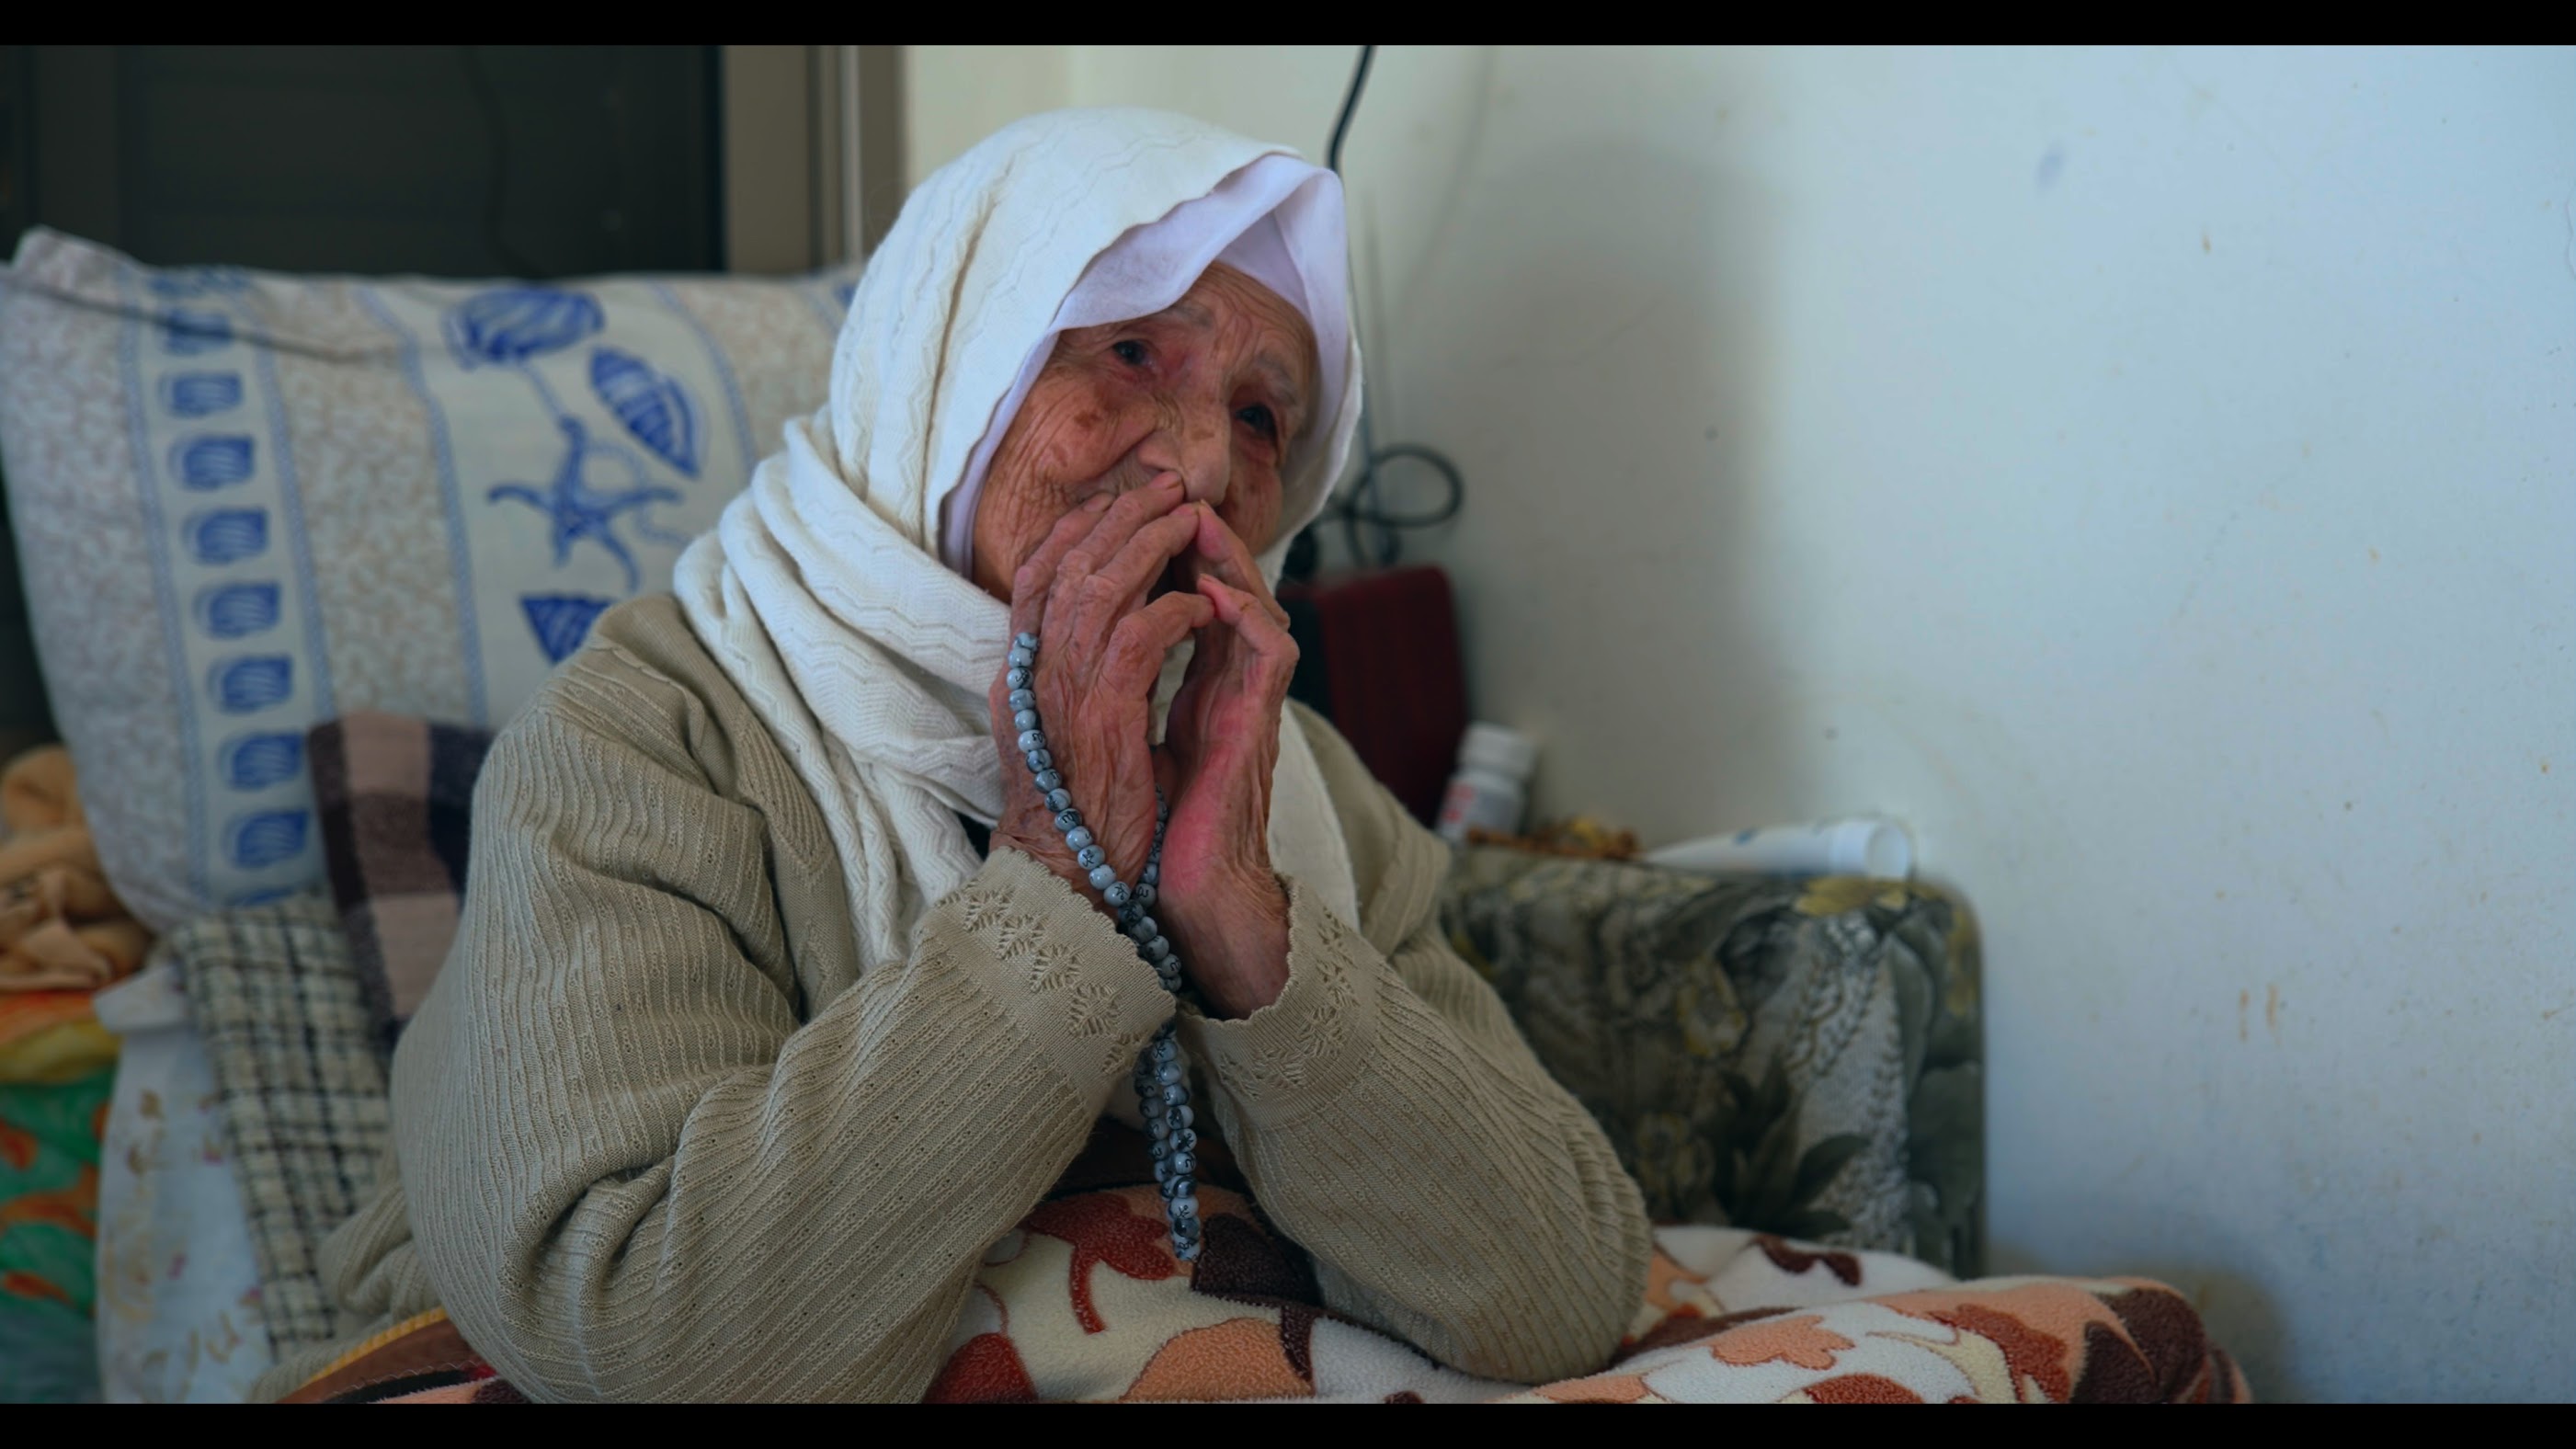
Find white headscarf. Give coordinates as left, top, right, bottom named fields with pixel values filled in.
left=673, top=108, right=1365, bottom=974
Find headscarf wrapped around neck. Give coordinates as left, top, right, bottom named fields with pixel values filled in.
left=673, top=108, right=1366, bottom=972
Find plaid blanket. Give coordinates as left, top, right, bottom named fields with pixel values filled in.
left=307, top=713, right=490, bottom=1053
left=164, top=894, right=389, bottom=1357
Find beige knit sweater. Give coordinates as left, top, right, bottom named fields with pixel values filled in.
left=256, top=597, right=1648, bottom=1402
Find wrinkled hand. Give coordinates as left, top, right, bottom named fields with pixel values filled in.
left=989, top=474, right=1209, bottom=899
left=1153, top=505, right=1297, bottom=1019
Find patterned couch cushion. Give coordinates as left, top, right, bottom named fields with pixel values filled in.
left=0, top=229, right=855, bottom=930
left=1440, top=850, right=1984, bottom=1277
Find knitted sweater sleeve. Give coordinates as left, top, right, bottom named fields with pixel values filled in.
left=391, top=670, right=1172, bottom=1403
left=1173, top=708, right=1653, bottom=1385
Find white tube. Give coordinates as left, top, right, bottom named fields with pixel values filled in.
left=1642, top=816, right=1914, bottom=880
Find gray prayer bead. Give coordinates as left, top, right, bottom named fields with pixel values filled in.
left=1103, top=883, right=1132, bottom=907
left=1144, top=936, right=1169, bottom=961
left=1054, top=809, right=1081, bottom=833
left=1076, top=845, right=1105, bottom=870
left=1147, top=1136, right=1169, bottom=1160
left=1065, top=827, right=1094, bottom=850
left=1012, top=708, right=1040, bottom=733
left=1027, top=747, right=1054, bottom=770
left=1046, top=788, right=1073, bottom=812
left=1168, top=1151, right=1196, bottom=1176
left=1035, top=770, right=1063, bottom=793
left=1088, top=862, right=1117, bottom=890
left=1014, top=632, right=1039, bottom=650
left=1169, top=1104, right=1193, bottom=1130
left=1119, top=902, right=1145, bottom=925
left=1161, top=1175, right=1191, bottom=1199
left=1008, top=688, right=1035, bottom=712
left=1126, top=915, right=1159, bottom=941
left=1141, top=861, right=1159, bottom=886
left=1175, top=1240, right=1201, bottom=1262
left=1172, top=1194, right=1198, bottom=1223
left=1017, top=729, right=1046, bottom=753
left=1134, top=882, right=1157, bottom=907
left=1006, top=667, right=1031, bottom=690
left=1007, top=645, right=1034, bottom=669
left=1157, top=1062, right=1181, bottom=1086
left=1157, top=796, right=1169, bottom=821
left=1160, top=1082, right=1186, bottom=1105
left=1150, top=1036, right=1177, bottom=1062
left=1169, top=1127, right=1197, bottom=1151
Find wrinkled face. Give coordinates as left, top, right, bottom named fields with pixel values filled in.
left=970, top=262, right=1320, bottom=601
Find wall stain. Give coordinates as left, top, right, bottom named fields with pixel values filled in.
left=2239, top=988, right=2250, bottom=1042
left=2265, top=984, right=2281, bottom=1039
left=2170, top=508, right=2243, bottom=624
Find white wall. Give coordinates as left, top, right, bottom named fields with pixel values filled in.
left=905, top=46, right=2576, bottom=1401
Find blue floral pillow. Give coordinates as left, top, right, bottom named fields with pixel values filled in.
left=0, top=230, right=858, bottom=929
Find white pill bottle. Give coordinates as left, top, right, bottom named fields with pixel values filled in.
left=1435, top=723, right=1538, bottom=844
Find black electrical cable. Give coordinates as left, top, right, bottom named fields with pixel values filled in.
left=1325, top=44, right=1374, bottom=175
left=1285, top=43, right=1467, bottom=581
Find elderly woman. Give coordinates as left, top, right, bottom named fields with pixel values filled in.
left=257, top=108, right=1649, bottom=1403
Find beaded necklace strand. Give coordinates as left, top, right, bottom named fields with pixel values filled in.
left=1005, top=630, right=1203, bottom=1261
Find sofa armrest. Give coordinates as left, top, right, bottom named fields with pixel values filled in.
left=1437, top=847, right=1984, bottom=1276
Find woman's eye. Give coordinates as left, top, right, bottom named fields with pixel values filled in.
left=1111, top=339, right=1149, bottom=367
left=1236, top=404, right=1278, bottom=439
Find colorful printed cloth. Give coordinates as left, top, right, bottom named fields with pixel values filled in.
left=307, top=713, right=492, bottom=1054
left=1442, top=850, right=1985, bottom=1275
left=274, top=1172, right=2243, bottom=1403
left=0, top=1066, right=113, bottom=1401
left=0, top=988, right=119, bottom=1086
left=92, top=960, right=278, bottom=1401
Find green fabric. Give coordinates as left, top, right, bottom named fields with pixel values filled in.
left=0, top=1066, right=113, bottom=1402
left=1439, top=850, right=1984, bottom=1276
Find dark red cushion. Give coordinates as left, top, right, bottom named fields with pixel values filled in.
left=1277, top=566, right=1467, bottom=827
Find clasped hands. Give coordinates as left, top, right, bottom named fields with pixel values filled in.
left=987, top=473, right=1295, bottom=1019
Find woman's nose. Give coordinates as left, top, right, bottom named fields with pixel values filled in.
left=1133, top=395, right=1234, bottom=507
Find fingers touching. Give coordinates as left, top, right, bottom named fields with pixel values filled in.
left=1188, top=505, right=1290, bottom=628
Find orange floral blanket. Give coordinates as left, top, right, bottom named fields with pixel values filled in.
left=282, top=1184, right=2246, bottom=1404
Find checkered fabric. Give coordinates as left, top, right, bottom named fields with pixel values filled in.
left=307, top=713, right=492, bottom=1051
left=163, top=895, right=388, bottom=1355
